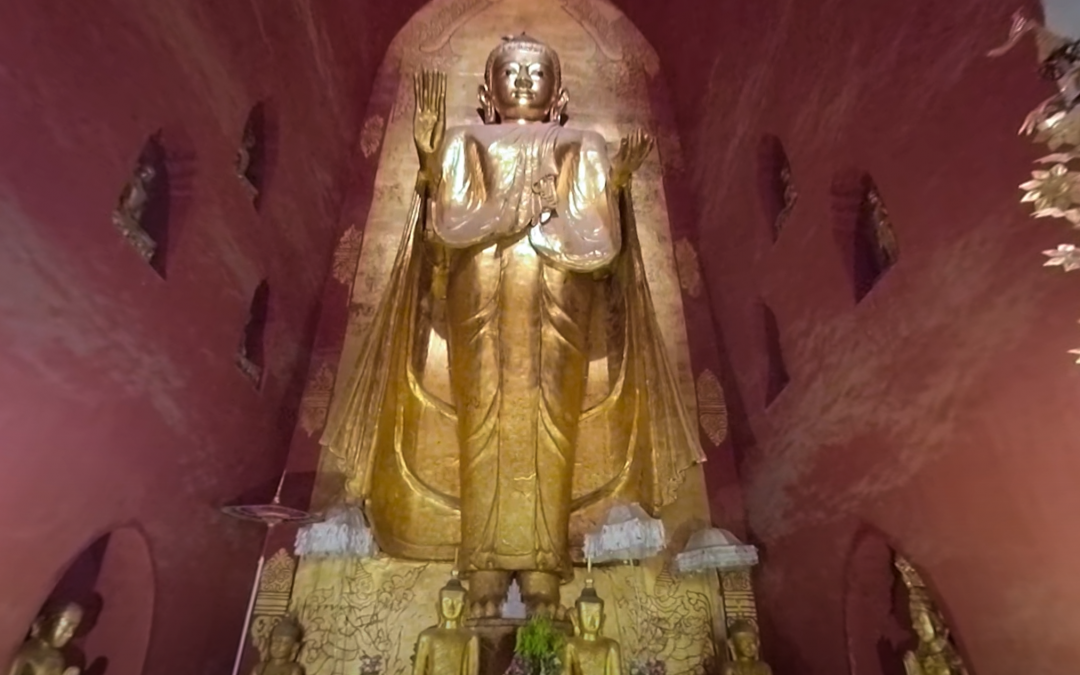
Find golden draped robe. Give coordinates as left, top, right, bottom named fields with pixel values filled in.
left=322, top=120, right=704, bottom=578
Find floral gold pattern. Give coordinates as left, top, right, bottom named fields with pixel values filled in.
left=720, top=569, right=758, bottom=627
left=695, top=369, right=728, bottom=447
left=331, top=225, right=364, bottom=285
left=674, top=239, right=703, bottom=298
left=299, top=362, right=336, bottom=437
left=360, top=115, right=387, bottom=159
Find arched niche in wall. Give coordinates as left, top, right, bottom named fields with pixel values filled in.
left=756, top=135, right=797, bottom=241
left=111, top=128, right=196, bottom=278
left=36, top=526, right=155, bottom=675
left=831, top=170, right=899, bottom=303
left=843, top=527, right=909, bottom=675
left=235, top=101, right=278, bottom=210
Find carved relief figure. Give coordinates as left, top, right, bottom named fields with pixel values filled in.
left=251, top=615, right=305, bottom=675
left=564, top=580, right=622, bottom=675
left=322, top=33, right=705, bottom=617
left=7, top=603, right=83, bottom=675
left=721, top=620, right=771, bottom=675
left=411, top=572, right=480, bottom=675
left=111, top=160, right=158, bottom=262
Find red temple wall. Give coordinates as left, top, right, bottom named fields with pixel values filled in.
left=0, top=1, right=418, bottom=672
left=619, top=0, right=1080, bottom=673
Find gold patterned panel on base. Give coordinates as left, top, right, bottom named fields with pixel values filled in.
left=719, top=569, right=758, bottom=628
left=290, top=558, right=723, bottom=675
left=250, top=550, right=298, bottom=660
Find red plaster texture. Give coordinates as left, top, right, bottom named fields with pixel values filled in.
left=0, top=0, right=419, bottom=672
left=618, top=0, right=1080, bottom=673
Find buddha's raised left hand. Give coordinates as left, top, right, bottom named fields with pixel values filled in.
left=611, top=129, right=653, bottom=189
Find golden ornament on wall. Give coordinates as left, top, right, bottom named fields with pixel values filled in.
left=696, top=369, right=728, bottom=447
left=299, top=362, right=336, bottom=437
left=674, top=239, right=703, bottom=298
left=360, top=115, right=387, bottom=158
left=331, top=225, right=364, bottom=285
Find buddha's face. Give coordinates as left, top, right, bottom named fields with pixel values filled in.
left=913, top=610, right=937, bottom=643
left=576, top=600, right=603, bottom=635
left=440, top=589, right=465, bottom=621
left=487, top=49, right=558, bottom=123
left=268, top=634, right=297, bottom=661
left=48, top=610, right=81, bottom=648
left=732, top=632, right=759, bottom=660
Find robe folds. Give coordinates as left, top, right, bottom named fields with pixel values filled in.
left=321, top=121, right=704, bottom=576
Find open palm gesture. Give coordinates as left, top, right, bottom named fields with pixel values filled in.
left=611, top=128, right=653, bottom=189
left=413, top=69, right=447, bottom=181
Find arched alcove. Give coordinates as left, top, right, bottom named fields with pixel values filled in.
left=39, top=527, right=155, bottom=675
left=843, top=528, right=908, bottom=675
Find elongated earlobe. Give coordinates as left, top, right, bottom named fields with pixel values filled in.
left=549, top=88, right=569, bottom=124
left=477, top=84, right=497, bottom=124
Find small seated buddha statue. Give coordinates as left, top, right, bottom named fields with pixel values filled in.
left=251, top=615, right=305, bottom=675
left=7, top=602, right=83, bottom=675
left=721, top=620, right=772, bottom=675
left=563, top=579, right=622, bottom=675
left=902, top=593, right=966, bottom=675
left=412, top=572, right=479, bottom=675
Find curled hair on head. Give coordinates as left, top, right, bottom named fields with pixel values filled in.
left=272, top=614, right=303, bottom=640
left=484, top=33, right=562, bottom=89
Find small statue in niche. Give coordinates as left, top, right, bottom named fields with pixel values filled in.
left=866, top=186, right=898, bottom=271
left=111, top=159, right=158, bottom=263
left=235, top=347, right=263, bottom=386
left=236, top=106, right=264, bottom=204
left=7, top=602, right=84, bottom=675
left=721, top=619, right=772, bottom=675
left=774, top=160, right=797, bottom=235
left=411, top=571, right=479, bottom=675
left=902, top=592, right=966, bottom=675
left=251, top=615, right=305, bottom=675
left=895, top=557, right=967, bottom=675
left=563, top=579, right=622, bottom=675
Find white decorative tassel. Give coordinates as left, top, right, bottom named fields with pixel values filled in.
left=584, top=503, right=666, bottom=563
left=294, top=504, right=378, bottom=559
left=674, top=527, right=759, bottom=574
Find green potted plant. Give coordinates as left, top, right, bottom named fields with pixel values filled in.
left=506, top=616, right=564, bottom=675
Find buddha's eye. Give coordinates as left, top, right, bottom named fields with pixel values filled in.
left=505, top=69, right=513, bottom=76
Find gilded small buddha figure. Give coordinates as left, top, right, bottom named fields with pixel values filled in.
left=563, top=580, right=622, bottom=675
left=902, top=592, right=966, bottom=675
left=721, top=620, right=772, bottom=675
left=412, top=572, right=480, bottom=675
left=251, top=615, right=305, bottom=675
left=7, top=603, right=83, bottom=675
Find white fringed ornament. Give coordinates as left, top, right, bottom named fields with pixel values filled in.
left=674, top=527, right=758, bottom=574
left=584, top=503, right=666, bottom=563
left=294, top=504, right=378, bottom=559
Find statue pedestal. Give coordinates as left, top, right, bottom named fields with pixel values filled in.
left=466, top=618, right=574, bottom=675
left=467, top=618, right=523, bottom=675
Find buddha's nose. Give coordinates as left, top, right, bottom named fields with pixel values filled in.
left=515, top=72, right=533, bottom=89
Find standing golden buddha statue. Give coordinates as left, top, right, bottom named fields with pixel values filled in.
left=563, top=580, right=622, bottom=675
left=7, top=603, right=83, bottom=675
left=412, top=572, right=480, bottom=675
left=323, top=33, right=704, bottom=616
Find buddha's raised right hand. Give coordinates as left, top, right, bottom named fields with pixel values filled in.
left=413, top=69, right=447, bottom=185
